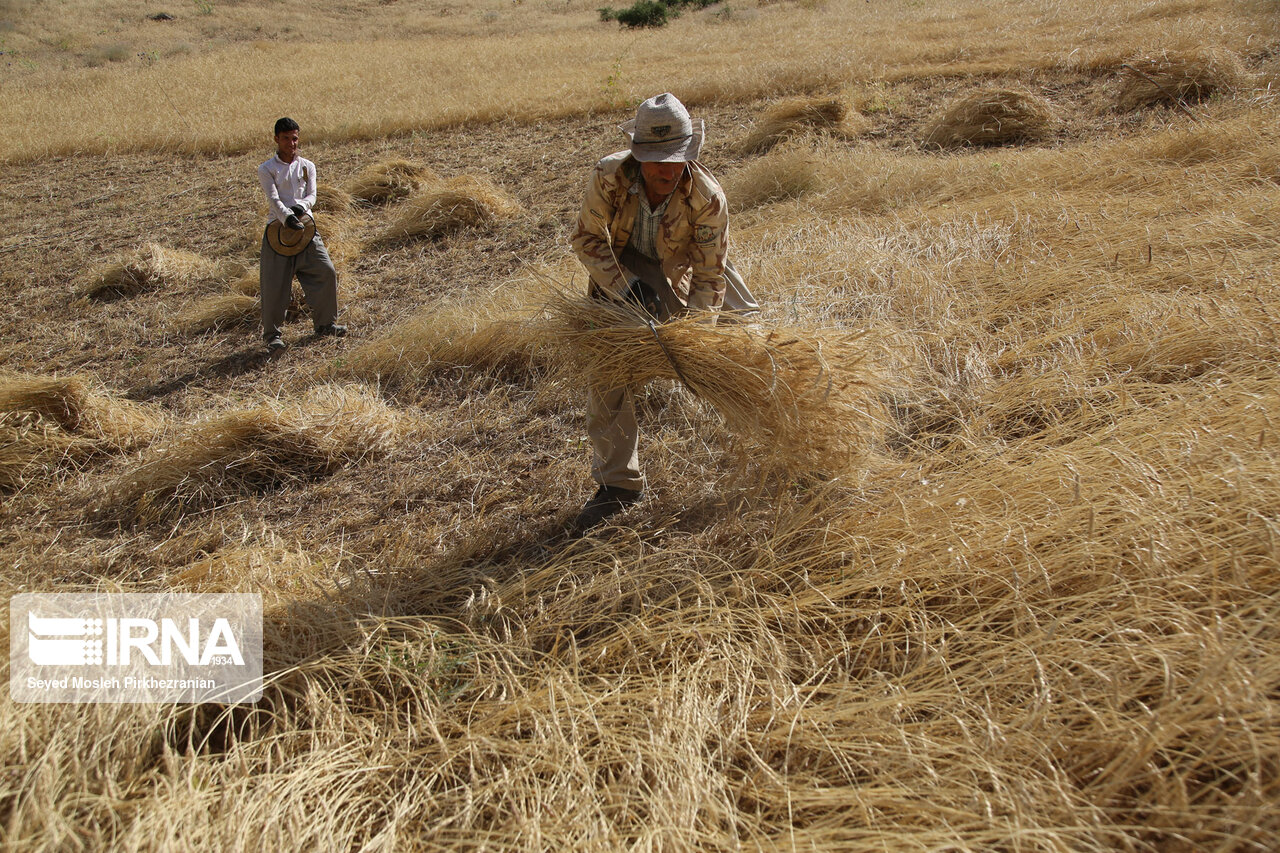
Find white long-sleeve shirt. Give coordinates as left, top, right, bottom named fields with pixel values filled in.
left=258, top=154, right=317, bottom=226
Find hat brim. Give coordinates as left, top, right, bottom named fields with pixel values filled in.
left=266, top=214, right=316, bottom=257
left=621, top=118, right=705, bottom=163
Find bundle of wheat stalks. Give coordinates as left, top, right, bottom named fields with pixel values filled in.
left=546, top=292, right=896, bottom=471
left=923, top=86, right=1059, bottom=148
left=1116, top=48, right=1248, bottom=112
left=75, top=244, right=242, bottom=299
left=0, top=418, right=78, bottom=491
left=371, top=175, right=522, bottom=246
left=343, top=158, right=438, bottom=205
left=176, top=291, right=261, bottom=333
left=0, top=372, right=165, bottom=491
left=735, top=95, right=865, bottom=155
left=94, top=385, right=405, bottom=524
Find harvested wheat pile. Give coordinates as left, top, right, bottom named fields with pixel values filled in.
left=1116, top=48, right=1248, bottom=112
left=314, top=184, right=354, bottom=214
left=344, top=159, right=438, bottom=205
left=75, top=244, right=242, bottom=299
left=0, top=372, right=163, bottom=450
left=93, top=385, right=407, bottom=525
left=722, top=143, right=820, bottom=211
left=315, top=213, right=364, bottom=271
left=371, top=176, right=522, bottom=246
left=923, top=86, right=1059, bottom=148
left=0, top=418, right=85, bottom=491
left=735, top=95, right=865, bottom=155
left=170, top=545, right=328, bottom=608
left=339, top=269, right=561, bottom=389
left=228, top=270, right=259, bottom=297
left=341, top=310, right=545, bottom=390
left=175, top=292, right=260, bottom=333
left=0, top=372, right=164, bottom=491
left=546, top=293, right=896, bottom=472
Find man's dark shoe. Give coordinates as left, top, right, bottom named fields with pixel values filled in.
left=572, top=485, right=642, bottom=533
left=266, top=336, right=287, bottom=353
left=314, top=323, right=347, bottom=337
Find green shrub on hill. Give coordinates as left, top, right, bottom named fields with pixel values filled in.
left=599, top=0, right=717, bottom=28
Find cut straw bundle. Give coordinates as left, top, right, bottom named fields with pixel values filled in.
left=0, top=372, right=164, bottom=451
left=75, top=244, right=242, bottom=299
left=340, top=311, right=545, bottom=390
left=546, top=293, right=895, bottom=472
left=93, top=385, right=405, bottom=524
left=175, top=292, right=260, bottom=333
left=343, top=159, right=439, bottom=205
left=314, top=184, right=355, bottom=215
left=923, top=86, right=1059, bottom=148
left=228, top=271, right=259, bottom=297
left=371, top=176, right=521, bottom=246
left=735, top=95, right=865, bottom=156
left=170, top=546, right=325, bottom=608
left=1116, top=49, right=1247, bottom=112
left=722, top=144, right=820, bottom=211
left=0, top=418, right=84, bottom=491
left=0, top=372, right=165, bottom=491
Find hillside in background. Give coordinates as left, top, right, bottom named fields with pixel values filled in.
left=2, top=0, right=1279, bottom=848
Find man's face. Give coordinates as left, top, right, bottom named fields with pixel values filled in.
left=640, top=161, right=685, bottom=198
left=275, top=129, right=300, bottom=161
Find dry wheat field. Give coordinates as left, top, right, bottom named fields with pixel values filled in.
left=2, top=0, right=1279, bottom=848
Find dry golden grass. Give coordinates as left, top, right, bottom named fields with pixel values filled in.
left=91, top=385, right=409, bottom=525
left=0, top=372, right=165, bottom=492
left=1116, top=47, right=1249, bottom=112
left=722, top=143, right=821, bottom=211
left=337, top=259, right=569, bottom=390
left=174, top=292, right=260, bottom=334
left=369, top=175, right=522, bottom=246
left=0, top=418, right=83, bottom=492
left=228, top=271, right=259, bottom=297
left=734, top=94, right=866, bottom=155
left=308, top=212, right=366, bottom=273
left=73, top=243, right=242, bottom=299
left=0, top=0, right=1269, bottom=162
left=168, top=545, right=332, bottom=610
left=546, top=293, right=900, bottom=472
left=314, top=184, right=355, bottom=215
left=922, top=85, right=1060, bottom=148
left=3, top=1, right=1280, bottom=850
left=0, top=372, right=164, bottom=451
left=342, top=159, right=438, bottom=205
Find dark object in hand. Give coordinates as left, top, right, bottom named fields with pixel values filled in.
left=290, top=204, right=306, bottom=216
left=624, top=278, right=662, bottom=317
left=285, top=214, right=305, bottom=230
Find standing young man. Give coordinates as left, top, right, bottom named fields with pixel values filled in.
left=569, top=92, right=758, bottom=532
left=257, top=117, right=347, bottom=352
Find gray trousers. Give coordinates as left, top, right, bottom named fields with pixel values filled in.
left=259, top=230, right=338, bottom=341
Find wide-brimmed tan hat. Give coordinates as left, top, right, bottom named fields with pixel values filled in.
left=620, top=93, right=704, bottom=163
left=265, top=213, right=316, bottom=256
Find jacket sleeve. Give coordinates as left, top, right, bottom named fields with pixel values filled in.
left=258, top=162, right=292, bottom=225
left=684, top=183, right=729, bottom=313
left=570, top=162, right=629, bottom=300
left=300, top=161, right=318, bottom=213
